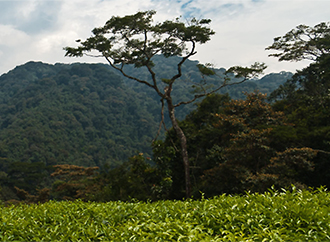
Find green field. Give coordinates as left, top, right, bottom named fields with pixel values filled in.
left=1, top=187, right=329, bottom=241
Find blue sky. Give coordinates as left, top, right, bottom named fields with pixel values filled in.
left=0, top=0, right=329, bottom=75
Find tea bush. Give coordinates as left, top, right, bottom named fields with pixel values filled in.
left=1, top=187, right=329, bottom=241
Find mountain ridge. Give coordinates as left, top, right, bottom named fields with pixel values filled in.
left=0, top=57, right=292, bottom=170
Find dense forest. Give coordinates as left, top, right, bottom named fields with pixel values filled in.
left=0, top=19, right=329, bottom=203
left=0, top=57, right=290, bottom=201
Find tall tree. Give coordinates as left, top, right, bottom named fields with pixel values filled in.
left=267, top=22, right=330, bottom=188
left=64, top=10, right=265, bottom=198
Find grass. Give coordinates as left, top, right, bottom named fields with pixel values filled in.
left=1, top=186, right=330, bottom=241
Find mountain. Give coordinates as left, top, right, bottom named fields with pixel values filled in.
left=0, top=62, right=161, bottom=171
left=0, top=57, right=292, bottom=171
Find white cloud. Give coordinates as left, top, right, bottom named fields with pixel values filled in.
left=0, top=0, right=329, bottom=76
left=0, top=25, right=31, bottom=46
left=189, top=0, right=329, bottom=73
left=17, top=1, right=38, bottom=19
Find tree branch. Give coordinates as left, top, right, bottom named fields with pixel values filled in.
left=174, top=76, right=249, bottom=107
left=172, top=41, right=196, bottom=82
left=153, top=98, right=167, bottom=142
left=104, top=56, right=155, bottom=89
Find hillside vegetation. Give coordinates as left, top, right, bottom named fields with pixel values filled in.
left=0, top=61, right=160, bottom=168
left=0, top=56, right=291, bottom=167
left=0, top=13, right=329, bottom=241
left=0, top=57, right=293, bottom=200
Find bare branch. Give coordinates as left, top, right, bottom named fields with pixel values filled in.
left=171, top=41, right=197, bottom=82
left=174, top=77, right=248, bottom=107
left=174, top=62, right=266, bottom=107
left=85, top=53, right=106, bottom=58
left=104, top=56, right=155, bottom=89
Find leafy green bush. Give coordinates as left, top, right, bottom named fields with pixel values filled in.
left=1, top=187, right=329, bottom=241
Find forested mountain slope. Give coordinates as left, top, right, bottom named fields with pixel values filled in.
left=0, top=62, right=160, bottom=170
left=0, top=57, right=291, bottom=171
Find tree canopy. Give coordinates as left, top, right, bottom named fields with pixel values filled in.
left=65, top=10, right=265, bottom=198
left=4, top=16, right=329, bottom=203
left=266, top=22, right=330, bottom=62
left=266, top=22, right=330, bottom=190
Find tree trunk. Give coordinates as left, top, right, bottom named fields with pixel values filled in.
left=166, top=97, right=191, bottom=198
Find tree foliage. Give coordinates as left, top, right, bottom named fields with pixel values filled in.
left=266, top=22, right=330, bottom=61
left=201, top=93, right=312, bottom=194
left=3, top=19, right=329, bottom=202
left=155, top=93, right=317, bottom=198
left=0, top=59, right=289, bottom=202
left=65, top=10, right=265, bottom=198
left=92, top=153, right=165, bottom=202
left=0, top=62, right=163, bottom=200
left=268, top=22, right=330, bottom=188
left=51, top=164, right=99, bottom=201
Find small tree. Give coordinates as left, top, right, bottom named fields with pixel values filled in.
left=64, top=10, right=265, bottom=198
left=51, top=164, right=99, bottom=200
left=267, top=22, right=330, bottom=104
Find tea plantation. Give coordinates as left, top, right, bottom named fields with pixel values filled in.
left=1, top=187, right=329, bottom=241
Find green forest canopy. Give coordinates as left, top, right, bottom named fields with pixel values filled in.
left=0, top=56, right=291, bottom=169
left=0, top=57, right=291, bottom=200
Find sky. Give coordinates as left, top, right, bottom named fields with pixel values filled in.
left=0, top=0, right=329, bottom=76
